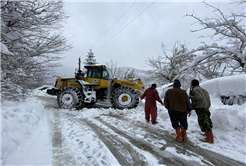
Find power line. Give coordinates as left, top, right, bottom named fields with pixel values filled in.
left=90, top=0, right=137, bottom=49
left=94, top=0, right=156, bottom=53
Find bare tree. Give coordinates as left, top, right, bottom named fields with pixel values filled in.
left=123, top=68, right=136, bottom=80
left=103, top=59, right=124, bottom=79
left=146, top=2, right=245, bottom=87
left=146, top=41, right=196, bottom=89
left=185, top=1, right=246, bottom=75
left=1, top=1, right=71, bottom=101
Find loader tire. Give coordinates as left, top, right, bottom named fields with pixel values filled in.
left=57, top=87, right=84, bottom=110
left=111, top=86, right=139, bottom=109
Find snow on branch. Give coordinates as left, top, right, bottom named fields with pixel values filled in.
left=185, top=1, right=246, bottom=74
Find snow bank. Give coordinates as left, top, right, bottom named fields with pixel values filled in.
left=1, top=97, right=52, bottom=165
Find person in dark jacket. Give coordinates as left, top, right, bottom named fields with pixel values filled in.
left=164, top=79, right=192, bottom=142
left=189, top=79, right=214, bottom=143
left=140, top=84, right=165, bottom=124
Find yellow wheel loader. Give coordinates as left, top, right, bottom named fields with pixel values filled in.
left=47, top=58, right=145, bottom=110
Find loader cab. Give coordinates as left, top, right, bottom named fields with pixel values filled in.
left=85, top=65, right=112, bottom=80
left=83, top=65, right=112, bottom=98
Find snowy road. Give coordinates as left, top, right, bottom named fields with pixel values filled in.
left=37, top=95, right=245, bottom=166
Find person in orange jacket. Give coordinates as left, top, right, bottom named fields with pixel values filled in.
left=140, top=84, right=165, bottom=124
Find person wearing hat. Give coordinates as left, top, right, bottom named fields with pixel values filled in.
left=140, top=83, right=165, bottom=124
left=164, top=79, right=192, bottom=142
left=189, top=79, right=214, bottom=143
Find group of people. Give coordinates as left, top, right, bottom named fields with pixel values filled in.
left=140, top=79, right=214, bottom=144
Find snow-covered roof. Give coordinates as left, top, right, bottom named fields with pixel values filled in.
left=201, top=74, right=246, bottom=97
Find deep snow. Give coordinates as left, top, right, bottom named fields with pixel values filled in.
left=1, top=75, right=246, bottom=165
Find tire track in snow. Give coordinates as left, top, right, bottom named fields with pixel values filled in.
left=41, top=96, right=201, bottom=165
left=100, top=114, right=245, bottom=166
left=36, top=95, right=66, bottom=165
left=64, top=113, right=153, bottom=165
left=96, top=117, right=193, bottom=166
left=84, top=120, right=132, bottom=166
left=37, top=95, right=244, bottom=166
left=64, top=114, right=114, bottom=165
left=51, top=111, right=63, bottom=166
left=50, top=111, right=77, bottom=166
left=37, top=95, right=125, bottom=165
left=40, top=100, right=75, bottom=165
left=135, top=120, right=245, bottom=166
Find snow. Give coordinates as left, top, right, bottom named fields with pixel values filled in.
left=1, top=17, right=5, bottom=26
left=200, top=74, right=246, bottom=97
left=1, top=17, right=9, bottom=34
left=1, top=98, right=52, bottom=165
left=1, top=75, right=246, bottom=165
left=211, top=43, right=218, bottom=47
left=158, top=83, right=173, bottom=98
left=165, top=147, right=209, bottom=165
left=6, top=31, right=21, bottom=41
left=1, top=42, right=14, bottom=55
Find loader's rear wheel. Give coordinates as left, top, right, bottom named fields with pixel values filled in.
left=57, top=87, right=84, bottom=110
left=111, top=86, right=139, bottom=109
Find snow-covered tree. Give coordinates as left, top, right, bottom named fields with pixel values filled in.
left=83, top=49, right=98, bottom=66
left=185, top=1, right=246, bottom=75
left=146, top=42, right=196, bottom=89
left=1, top=1, right=71, bottom=101
left=236, top=0, right=245, bottom=5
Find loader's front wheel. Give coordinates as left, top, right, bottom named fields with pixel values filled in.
left=111, top=86, right=139, bottom=109
left=57, top=87, right=84, bottom=110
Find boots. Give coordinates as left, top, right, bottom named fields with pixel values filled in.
left=200, top=131, right=214, bottom=143
left=174, top=128, right=183, bottom=142
left=181, top=129, right=187, bottom=142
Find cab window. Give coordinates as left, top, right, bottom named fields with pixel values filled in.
left=87, top=67, right=101, bottom=78
left=102, top=67, right=112, bottom=80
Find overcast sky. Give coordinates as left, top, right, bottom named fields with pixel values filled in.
left=60, top=0, right=243, bottom=74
